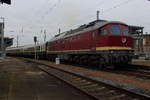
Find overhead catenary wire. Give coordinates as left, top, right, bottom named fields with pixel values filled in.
left=89, top=0, right=136, bottom=21
left=102, top=0, right=136, bottom=14
left=37, top=0, right=137, bottom=42
left=8, top=0, right=140, bottom=46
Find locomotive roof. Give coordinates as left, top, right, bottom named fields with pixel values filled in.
left=49, top=20, right=126, bottom=42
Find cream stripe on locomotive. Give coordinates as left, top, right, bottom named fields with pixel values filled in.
left=96, top=47, right=133, bottom=50
left=47, top=46, right=133, bottom=53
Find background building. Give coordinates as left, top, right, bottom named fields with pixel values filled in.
left=0, top=22, right=13, bottom=58
left=143, top=34, right=150, bottom=57
left=129, top=25, right=144, bottom=56
left=0, top=0, right=11, bottom=5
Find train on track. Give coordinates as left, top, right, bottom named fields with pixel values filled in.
left=7, top=20, right=134, bottom=69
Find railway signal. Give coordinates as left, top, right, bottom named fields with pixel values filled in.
left=34, top=36, right=37, bottom=43
left=34, top=36, right=37, bottom=60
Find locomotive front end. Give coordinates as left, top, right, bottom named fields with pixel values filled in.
left=97, top=23, right=134, bottom=66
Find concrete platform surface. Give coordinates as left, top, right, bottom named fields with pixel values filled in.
left=0, top=58, right=93, bottom=100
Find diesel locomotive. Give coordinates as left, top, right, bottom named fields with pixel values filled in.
left=7, top=20, right=134, bottom=69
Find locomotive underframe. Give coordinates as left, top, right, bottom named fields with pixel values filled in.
left=7, top=49, right=133, bottom=68
left=47, top=50, right=134, bottom=67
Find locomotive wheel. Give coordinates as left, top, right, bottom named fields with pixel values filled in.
left=99, top=58, right=106, bottom=70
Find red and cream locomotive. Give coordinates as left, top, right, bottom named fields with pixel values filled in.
left=46, top=20, right=133, bottom=68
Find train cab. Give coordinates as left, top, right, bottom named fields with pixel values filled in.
left=98, top=23, right=133, bottom=49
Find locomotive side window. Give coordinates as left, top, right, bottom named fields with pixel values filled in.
left=100, top=29, right=107, bottom=35
left=68, top=37, right=72, bottom=42
left=110, top=25, right=121, bottom=35
left=92, top=32, right=96, bottom=38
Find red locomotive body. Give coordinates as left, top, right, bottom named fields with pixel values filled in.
left=46, top=20, right=134, bottom=68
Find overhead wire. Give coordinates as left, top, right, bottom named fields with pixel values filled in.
left=11, top=0, right=139, bottom=46
left=102, top=0, right=136, bottom=14
left=78, top=0, right=137, bottom=27
left=38, top=0, right=136, bottom=41
left=15, top=0, right=61, bottom=44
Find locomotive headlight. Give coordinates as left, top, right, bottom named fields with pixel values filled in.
left=122, top=38, right=127, bottom=43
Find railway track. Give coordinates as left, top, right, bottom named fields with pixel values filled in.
left=62, top=60, right=150, bottom=80
left=69, top=62, right=150, bottom=79
left=34, top=62, right=150, bottom=100
left=124, top=64, right=150, bottom=79
left=67, top=63, right=150, bottom=80
left=103, top=68, right=150, bottom=80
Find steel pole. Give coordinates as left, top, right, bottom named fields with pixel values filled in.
left=34, top=42, right=36, bottom=60
left=0, top=17, right=5, bottom=59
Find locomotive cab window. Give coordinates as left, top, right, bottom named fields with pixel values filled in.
left=110, top=25, right=121, bottom=35
left=123, top=27, right=129, bottom=35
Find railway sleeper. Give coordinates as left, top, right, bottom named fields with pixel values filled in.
left=85, top=86, right=107, bottom=93
left=81, top=84, right=99, bottom=90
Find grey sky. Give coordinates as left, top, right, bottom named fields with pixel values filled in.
left=0, top=0, right=150, bottom=47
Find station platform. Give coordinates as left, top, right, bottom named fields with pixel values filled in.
left=0, top=58, right=93, bottom=100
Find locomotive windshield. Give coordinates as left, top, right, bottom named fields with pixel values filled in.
left=110, top=25, right=121, bottom=35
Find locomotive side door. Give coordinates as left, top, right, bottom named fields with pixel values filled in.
left=90, top=31, right=96, bottom=51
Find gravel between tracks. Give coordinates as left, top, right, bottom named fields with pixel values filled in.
left=27, top=59, right=150, bottom=91
left=131, top=59, right=150, bottom=68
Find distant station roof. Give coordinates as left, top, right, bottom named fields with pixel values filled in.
left=129, top=25, right=144, bottom=35
left=129, top=25, right=144, bottom=30
left=143, top=34, right=150, bottom=36
left=0, top=0, right=11, bottom=5
left=0, top=37, right=13, bottom=47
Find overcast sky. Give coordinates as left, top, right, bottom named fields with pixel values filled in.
left=0, top=0, right=150, bottom=46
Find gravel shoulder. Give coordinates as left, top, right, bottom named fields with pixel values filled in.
left=27, top=58, right=150, bottom=91
left=131, top=59, right=150, bottom=67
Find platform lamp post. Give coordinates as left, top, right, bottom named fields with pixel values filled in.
left=34, top=36, right=37, bottom=60
left=0, top=17, right=5, bottom=59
